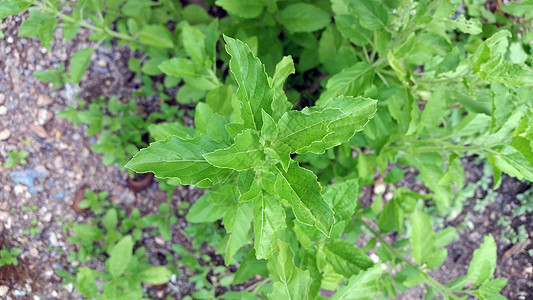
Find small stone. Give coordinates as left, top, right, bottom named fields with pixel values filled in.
left=34, top=296, right=41, bottom=300
left=0, top=106, right=7, bottom=115
left=29, top=248, right=39, bottom=257
left=49, top=232, right=58, bottom=247
left=0, top=128, right=10, bottom=140
left=30, top=124, right=48, bottom=138
left=0, top=94, right=5, bottom=104
left=0, top=286, right=8, bottom=296
left=0, top=211, right=9, bottom=221
left=37, top=94, right=53, bottom=107
left=42, top=212, right=52, bottom=223
left=97, top=59, right=107, bottom=67
left=155, top=236, right=166, bottom=245
left=374, top=183, right=386, bottom=195
left=65, top=283, right=73, bottom=293
left=13, top=290, right=26, bottom=297
left=14, top=184, right=25, bottom=195
left=37, top=109, right=53, bottom=125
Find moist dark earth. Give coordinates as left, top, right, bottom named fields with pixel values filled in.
left=0, top=13, right=532, bottom=300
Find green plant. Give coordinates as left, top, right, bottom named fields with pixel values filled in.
left=0, top=246, right=21, bottom=267
left=4, top=0, right=533, bottom=298
left=77, top=189, right=109, bottom=214
left=4, top=149, right=29, bottom=168
left=127, top=28, right=531, bottom=298
left=60, top=190, right=173, bottom=298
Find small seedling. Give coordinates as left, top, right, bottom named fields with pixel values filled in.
left=0, top=246, right=21, bottom=267
left=4, top=149, right=29, bottom=168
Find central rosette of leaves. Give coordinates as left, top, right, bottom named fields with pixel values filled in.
left=126, top=36, right=377, bottom=264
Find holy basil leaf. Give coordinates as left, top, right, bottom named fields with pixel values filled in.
left=125, top=136, right=233, bottom=188
left=300, top=96, right=378, bottom=153
left=138, top=266, right=172, bottom=284
left=138, top=25, right=174, bottom=48
left=181, top=23, right=207, bottom=66
left=467, top=234, right=497, bottom=287
left=224, top=35, right=273, bottom=130
left=215, top=0, right=264, bottom=19
left=186, top=192, right=227, bottom=223
left=275, top=162, right=334, bottom=235
left=252, top=191, right=286, bottom=259
left=267, top=241, right=312, bottom=300
left=323, top=240, right=373, bottom=278
left=332, top=265, right=382, bottom=300
left=273, top=108, right=340, bottom=154
left=280, top=3, right=331, bottom=33
left=223, top=202, right=253, bottom=264
left=107, top=235, right=133, bottom=278
left=410, top=208, right=435, bottom=265
left=270, top=56, right=295, bottom=120
left=0, top=0, right=31, bottom=18
left=69, top=48, right=94, bottom=84
left=203, top=130, right=265, bottom=171
left=322, top=179, right=359, bottom=222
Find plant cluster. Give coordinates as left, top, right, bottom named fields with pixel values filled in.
left=3, top=148, right=29, bottom=169
left=58, top=188, right=174, bottom=299
left=2, top=0, right=533, bottom=299
left=0, top=246, right=21, bottom=267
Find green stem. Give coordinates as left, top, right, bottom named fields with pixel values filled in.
left=34, top=1, right=135, bottom=41
left=361, top=220, right=461, bottom=300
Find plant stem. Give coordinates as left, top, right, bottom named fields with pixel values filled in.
left=34, top=1, right=135, bottom=41
left=361, top=220, right=461, bottom=300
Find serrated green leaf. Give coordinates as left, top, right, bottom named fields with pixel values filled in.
left=102, top=208, right=117, bottom=231
left=138, top=25, right=174, bottom=48
left=301, top=96, right=378, bottom=153
left=76, top=268, right=98, bottom=298
left=323, top=240, right=373, bottom=278
left=224, top=35, right=273, bottom=130
left=270, top=56, right=295, bottom=120
left=323, top=179, right=359, bottom=222
left=332, top=264, right=382, bottom=300
left=253, top=191, right=286, bottom=259
left=467, top=235, right=497, bottom=286
left=234, top=249, right=268, bottom=285
left=204, top=130, right=264, bottom=171
left=182, top=23, right=206, bottom=66
left=347, top=0, right=388, bottom=30
left=107, top=235, right=133, bottom=278
left=500, top=0, right=533, bottom=18
left=377, top=198, right=402, bottom=233
left=280, top=3, right=330, bottom=33
left=267, top=241, right=312, bottom=300
left=223, top=202, right=253, bottom=264
left=186, top=192, right=226, bottom=223
left=444, top=15, right=482, bottom=35
left=0, top=0, right=31, bottom=19
left=195, top=103, right=230, bottom=144
left=68, top=48, right=93, bottom=84
left=410, top=208, right=434, bottom=265
left=73, top=224, right=103, bottom=241
left=125, top=136, right=233, bottom=188
left=275, top=162, right=334, bottom=235
left=273, top=109, right=340, bottom=153
left=317, top=62, right=375, bottom=105
left=138, top=266, right=172, bottom=284
left=147, top=122, right=195, bottom=141
left=216, top=0, right=264, bottom=18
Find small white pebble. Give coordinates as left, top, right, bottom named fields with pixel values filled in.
left=6, top=36, right=13, bottom=43
left=40, top=47, right=47, bottom=54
